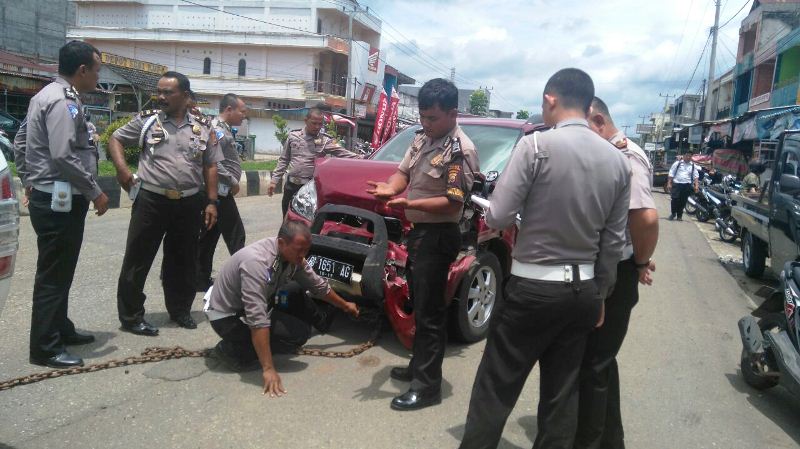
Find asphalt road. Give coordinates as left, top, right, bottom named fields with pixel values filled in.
left=0, top=193, right=798, bottom=449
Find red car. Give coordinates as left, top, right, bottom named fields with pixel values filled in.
left=286, top=117, right=546, bottom=348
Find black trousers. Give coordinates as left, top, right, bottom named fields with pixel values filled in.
left=117, top=189, right=204, bottom=325
left=28, top=190, right=90, bottom=359
left=196, top=193, right=245, bottom=283
left=460, top=276, right=601, bottom=449
left=281, top=181, right=303, bottom=217
left=406, top=222, right=461, bottom=392
left=210, top=285, right=328, bottom=360
left=670, top=183, right=692, bottom=217
left=575, top=259, right=639, bottom=449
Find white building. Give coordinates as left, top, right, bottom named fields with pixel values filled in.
left=68, top=0, right=383, bottom=153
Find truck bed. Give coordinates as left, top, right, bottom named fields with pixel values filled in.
left=731, top=193, right=770, bottom=242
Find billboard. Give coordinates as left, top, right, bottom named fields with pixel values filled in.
left=636, top=123, right=655, bottom=135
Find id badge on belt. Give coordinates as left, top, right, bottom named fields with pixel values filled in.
left=50, top=181, right=72, bottom=212
left=218, top=183, right=230, bottom=197
left=128, top=174, right=141, bottom=201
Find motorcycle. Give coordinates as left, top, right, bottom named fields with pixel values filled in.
left=714, top=175, right=742, bottom=243
left=738, top=261, right=800, bottom=398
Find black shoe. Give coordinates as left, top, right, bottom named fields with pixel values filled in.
left=63, top=331, right=95, bottom=346
left=390, top=388, right=442, bottom=411
left=172, top=314, right=197, bottom=329
left=390, top=366, right=412, bottom=382
left=668, top=214, right=675, bottom=221
left=121, top=320, right=159, bottom=336
left=30, top=351, right=84, bottom=368
left=677, top=216, right=683, bottom=221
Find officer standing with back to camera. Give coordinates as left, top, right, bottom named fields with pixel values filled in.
left=268, top=107, right=361, bottom=217
left=196, top=93, right=248, bottom=291
left=14, top=41, right=109, bottom=368
left=459, top=68, right=630, bottom=449
left=367, top=78, right=480, bottom=411
left=108, top=71, right=222, bottom=336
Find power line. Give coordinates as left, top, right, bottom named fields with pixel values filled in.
left=684, top=32, right=713, bottom=96
left=719, top=0, right=751, bottom=29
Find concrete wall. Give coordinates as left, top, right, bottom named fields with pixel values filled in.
left=247, top=115, right=304, bottom=154
left=0, top=0, right=72, bottom=61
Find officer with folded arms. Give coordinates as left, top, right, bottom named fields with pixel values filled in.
left=108, top=71, right=222, bottom=336
left=14, top=41, right=109, bottom=368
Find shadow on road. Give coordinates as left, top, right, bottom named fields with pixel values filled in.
left=446, top=419, right=539, bottom=449
left=69, top=330, right=120, bottom=361
left=724, top=372, right=800, bottom=445
left=351, top=365, right=454, bottom=403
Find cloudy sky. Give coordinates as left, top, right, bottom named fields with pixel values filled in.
left=363, top=0, right=753, bottom=135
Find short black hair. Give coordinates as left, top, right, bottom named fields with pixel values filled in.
left=58, top=41, right=101, bottom=77
left=544, top=68, right=595, bottom=113
left=161, top=71, right=191, bottom=93
left=278, top=220, right=312, bottom=242
left=219, top=93, right=241, bottom=112
left=418, top=78, right=458, bottom=111
left=307, top=107, right=324, bottom=119
left=591, top=97, right=613, bottom=122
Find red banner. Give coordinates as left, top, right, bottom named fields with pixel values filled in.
left=381, top=87, right=400, bottom=144
left=371, top=89, right=389, bottom=149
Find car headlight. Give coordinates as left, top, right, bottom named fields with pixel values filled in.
left=290, top=181, right=317, bottom=221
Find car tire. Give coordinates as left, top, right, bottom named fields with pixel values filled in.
left=449, top=251, right=502, bottom=343
left=740, top=314, right=783, bottom=390
left=743, top=231, right=767, bottom=278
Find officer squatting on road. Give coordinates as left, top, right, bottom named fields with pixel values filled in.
left=574, top=97, right=660, bottom=449
left=14, top=41, right=110, bottom=369
left=196, top=93, right=249, bottom=292
left=459, top=68, right=631, bottom=449
left=268, top=107, right=362, bottom=217
left=367, top=78, right=480, bottom=411
left=108, top=71, right=223, bottom=337
left=203, top=220, right=359, bottom=397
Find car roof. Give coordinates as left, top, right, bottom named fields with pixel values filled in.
left=408, top=116, right=547, bottom=134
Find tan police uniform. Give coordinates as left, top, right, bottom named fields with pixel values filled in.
left=395, top=125, right=479, bottom=394
left=196, top=118, right=246, bottom=290
left=460, top=118, right=631, bottom=449
left=18, top=76, right=103, bottom=360
left=271, top=128, right=361, bottom=216
left=112, top=109, right=223, bottom=328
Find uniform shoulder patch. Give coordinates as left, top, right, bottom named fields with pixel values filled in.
left=215, top=130, right=225, bottom=140
left=63, top=87, right=78, bottom=101
left=415, top=128, right=425, bottom=134
left=140, top=109, right=161, bottom=117
left=192, top=113, right=211, bottom=127
left=67, top=103, right=80, bottom=119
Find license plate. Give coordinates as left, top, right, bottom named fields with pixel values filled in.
left=307, top=255, right=354, bottom=284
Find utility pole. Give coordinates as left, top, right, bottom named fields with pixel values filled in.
left=450, top=67, right=455, bottom=83
left=344, top=4, right=361, bottom=149
left=658, top=93, right=676, bottom=147
left=704, top=0, right=721, bottom=121
left=622, top=124, right=631, bottom=135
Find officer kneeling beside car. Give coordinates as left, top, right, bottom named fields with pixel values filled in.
left=204, top=220, right=359, bottom=396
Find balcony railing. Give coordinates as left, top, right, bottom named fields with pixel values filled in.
left=771, top=79, right=799, bottom=107
left=305, top=81, right=346, bottom=98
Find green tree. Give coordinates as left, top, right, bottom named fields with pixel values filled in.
left=99, top=116, right=140, bottom=166
left=325, top=118, right=342, bottom=144
left=273, top=114, right=289, bottom=146
left=469, top=89, right=489, bottom=116
left=516, top=109, right=530, bottom=120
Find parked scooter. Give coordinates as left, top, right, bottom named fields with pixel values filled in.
left=738, top=261, right=800, bottom=397
left=714, top=175, right=742, bottom=243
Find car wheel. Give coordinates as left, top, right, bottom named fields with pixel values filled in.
left=740, top=314, right=783, bottom=390
left=743, top=231, right=767, bottom=278
left=450, top=251, right=501, bottom=343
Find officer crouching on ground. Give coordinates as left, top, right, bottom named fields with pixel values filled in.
left=108, top=71, right=223, bottom=336
left=204, top=220, right=359, bottom=396
left=268, top=107, right=361, bottom=217
left=196, top=93, right=248, bottom=291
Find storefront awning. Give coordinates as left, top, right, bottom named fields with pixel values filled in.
left=106, top=65, right=161, bottom=93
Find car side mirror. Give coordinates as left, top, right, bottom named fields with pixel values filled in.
left=780, top=173, right=800, bottom=195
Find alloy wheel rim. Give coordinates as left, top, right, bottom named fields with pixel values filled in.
left=466, top=266, right=496, bottom=328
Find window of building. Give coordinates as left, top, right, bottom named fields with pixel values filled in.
left=203, top=57, right=211, bottom=75
left=317, top=18, right=322, bottom=34
left=238, top=59, right=246, bottom=77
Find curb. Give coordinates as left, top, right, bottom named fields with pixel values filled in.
left=15, top=170, right=284, bottom=216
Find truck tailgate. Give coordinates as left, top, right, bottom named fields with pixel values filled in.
left=731, top=193, right=770, bottom=242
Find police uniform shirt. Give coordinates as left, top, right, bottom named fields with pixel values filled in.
left=271, top=128, right=360, bottom=185
left=206, top=237, right=331, bottom=328
left=20, top=76, right=102, bottom=200
left=487, top=118, right=631, bottom=298
left=397, top=125, right=480, bottom=224
left=112, top=110, right=223, bottom=190
left=12, top=118, right=28, bottom=184
left=668, top=159, right=699, bottom=184
left=610, top=131, right=657, bottom=260
left=211, top=118, right=242, bottom=188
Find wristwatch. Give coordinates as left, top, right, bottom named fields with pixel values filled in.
left=208, top=198, right=220, bottom=207
left=634, top=258, right=651, bottom=269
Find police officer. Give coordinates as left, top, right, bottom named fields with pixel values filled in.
left=196, top=93, right=248, bottom=291
left=14, top=41, right=109, bottom=368
left=268, top=108, right=361, bottom=216
left=367, top=78, right=479, bottom=411
left=666, top=151, right=699, bottom=220
left=108, top=71, right=223, bottom=336
left=574, top=97, right=660, bottom=449
left=459, top=69, right=630, bottom=449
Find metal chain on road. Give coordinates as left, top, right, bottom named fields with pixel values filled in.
left=0, top=314, right=383, bottom=391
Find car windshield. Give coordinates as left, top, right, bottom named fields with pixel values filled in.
left=371, top=124, right=523, bottom=173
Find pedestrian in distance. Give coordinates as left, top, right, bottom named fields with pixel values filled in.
left=459, top=68, right=630, bottom=449
left=204, top=220, right=359, bottom=396
left=14, top=41, right=110, bottom=368
left=573, top=97, right=660, bottom=449
left=269, top=107, right=362, bottom=217
left=196, top=93, right=249, bottom=291
left=108, top=71, right=223, bottom=336
left=367, top=78, right=480, bottom=411
left=666, top=151, right=700, bottom=221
